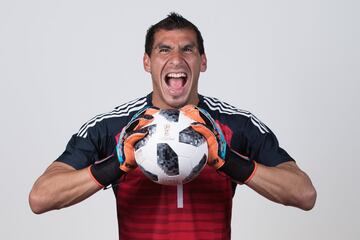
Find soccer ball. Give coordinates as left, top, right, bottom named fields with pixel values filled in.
left=134, top=108, right=208, bottom=186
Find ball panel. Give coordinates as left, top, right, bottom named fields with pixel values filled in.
left=134, top=110, right=208, bottom=185
left=179, top=126, right=206, bottom=147
left=157, top=143, right=179, bottom=176
left=159, top=109, right=179, bottom=122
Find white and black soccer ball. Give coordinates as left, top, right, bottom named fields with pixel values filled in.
left=134, top=108, right=208, bottom=186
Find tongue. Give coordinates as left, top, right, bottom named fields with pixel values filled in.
left=168, top=78, right=183, bottom=89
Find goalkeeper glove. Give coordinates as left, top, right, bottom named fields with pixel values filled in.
left=181, top=105, right=257, bottom=184
left=89, top=106, right=159, bottom=187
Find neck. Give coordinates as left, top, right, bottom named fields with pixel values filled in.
left=151, top=93, right=199, bottom=109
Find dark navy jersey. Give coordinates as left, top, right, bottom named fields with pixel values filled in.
left=56, top=93, right=293, bottom=240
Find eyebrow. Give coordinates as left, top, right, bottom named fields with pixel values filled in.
left=154, top=44, right=172, bottom=50
left=182, top=44, right=196, bottom=49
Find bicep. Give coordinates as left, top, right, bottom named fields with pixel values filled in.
left=42, top=161, right=76, bottom=176
left=275, top=160, right=310, bottom=179
left=277, top=160, right=297, bottom=168
left=276, top=161, right=299, bottom=171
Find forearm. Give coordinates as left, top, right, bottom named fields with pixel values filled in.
left=246, top=161, right=317, bottom=210
left=29, top=162, right=101, bottom=214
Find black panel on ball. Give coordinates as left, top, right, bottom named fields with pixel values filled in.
left=159, top=109, right=180, bottom=122
left=157, top=143, right=179, bottom=176
left=179, top=126, right=206, bottom=147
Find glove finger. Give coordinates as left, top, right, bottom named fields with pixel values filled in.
left=190, top=123, right=216, bottom=140
left=180, top=105, right=206, bottom=124
left=123, top=128, right=149, bottom=158
left=191, top=123, right=220, bottom=164
left=132, top=106, right=159, bottom=120
left=209, top=157, right=225, bottom=169
left=180, top=105, right=217, bottom=132
left=125, top=115, right=154, bottom=133
left=120, top=130, right=148, bottom=172
left=125, top=128, right=149, bottom=146
left=134, top=115, right=155, bottom=130
left=198, top=110, right=215, bottom=131
left=119, top=161, right=137, bottom=172
left=125, top=106, right=159, bottom=132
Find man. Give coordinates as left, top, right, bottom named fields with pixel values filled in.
left=29, top=13, right=316, bottom=240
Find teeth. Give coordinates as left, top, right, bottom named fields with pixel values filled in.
left=167, top=72, right=187, bottom=78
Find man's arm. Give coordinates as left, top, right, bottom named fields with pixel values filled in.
left=246, top=161, right=316, bottom=210
left=29, top=162, right=101, bottom=214
left=29, top=108, right=157, bottom=214
left=183, top=105, right=317, bottom=211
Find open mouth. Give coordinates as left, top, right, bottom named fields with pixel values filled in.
left=165, top=72, right=188, bottom=91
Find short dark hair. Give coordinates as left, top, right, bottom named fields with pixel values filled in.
left=145, top=12, right=205, bottom=56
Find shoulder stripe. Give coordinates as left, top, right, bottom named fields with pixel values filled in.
left=77, top=97, right=146, bottom=135
left=203, top=96, right=248, bottom=115
left=216, top=98, right=269, bottom=132
left=78, top=101, right=147, bottom=138
left=77, top=97, right=148, bottom=138
left=206, top=97, right=252, bottom=115
left=202, top=96, right=269, bottom=134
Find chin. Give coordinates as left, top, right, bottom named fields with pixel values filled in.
left=162, top=94, right=190, bottom=109
left=163, top=99, right=187, bottom=109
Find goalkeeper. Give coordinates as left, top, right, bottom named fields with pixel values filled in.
left=29, top=12, right=316, bottom=240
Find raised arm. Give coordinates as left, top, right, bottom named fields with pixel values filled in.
left=29, top=162, right=101, bottom=214
left=246, top=161, right=316, bottom=210
left=29, top=107, right=157, bottom=214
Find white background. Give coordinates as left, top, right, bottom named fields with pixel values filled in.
left=1, top=0, right=359, bottom=239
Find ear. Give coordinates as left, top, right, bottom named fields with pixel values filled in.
left=200, top=54, right=207, bottom=72
left=143, top=53, right=151, bottom=73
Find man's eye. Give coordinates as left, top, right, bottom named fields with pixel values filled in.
left=184, top=47, right=193, bottom=52
left=159, top=48, right=170, bottom=53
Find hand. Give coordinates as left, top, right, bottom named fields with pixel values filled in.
left=181, top=105, right=257, bottom=184
left=180, top=105, right=227, bottom=168
left=116, top=106, right=159, bottom=172
left=89, top=107, right=159, bottom=188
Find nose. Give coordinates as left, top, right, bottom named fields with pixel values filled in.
left=168, top=50, right=184, bottom=67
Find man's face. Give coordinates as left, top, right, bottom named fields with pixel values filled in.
left=143, top=29, right=207, bottom=109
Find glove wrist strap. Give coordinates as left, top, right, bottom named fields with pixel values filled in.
left=218, top=149, right=257, bottom=184
left=89, top=154, right=125, bottom=188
